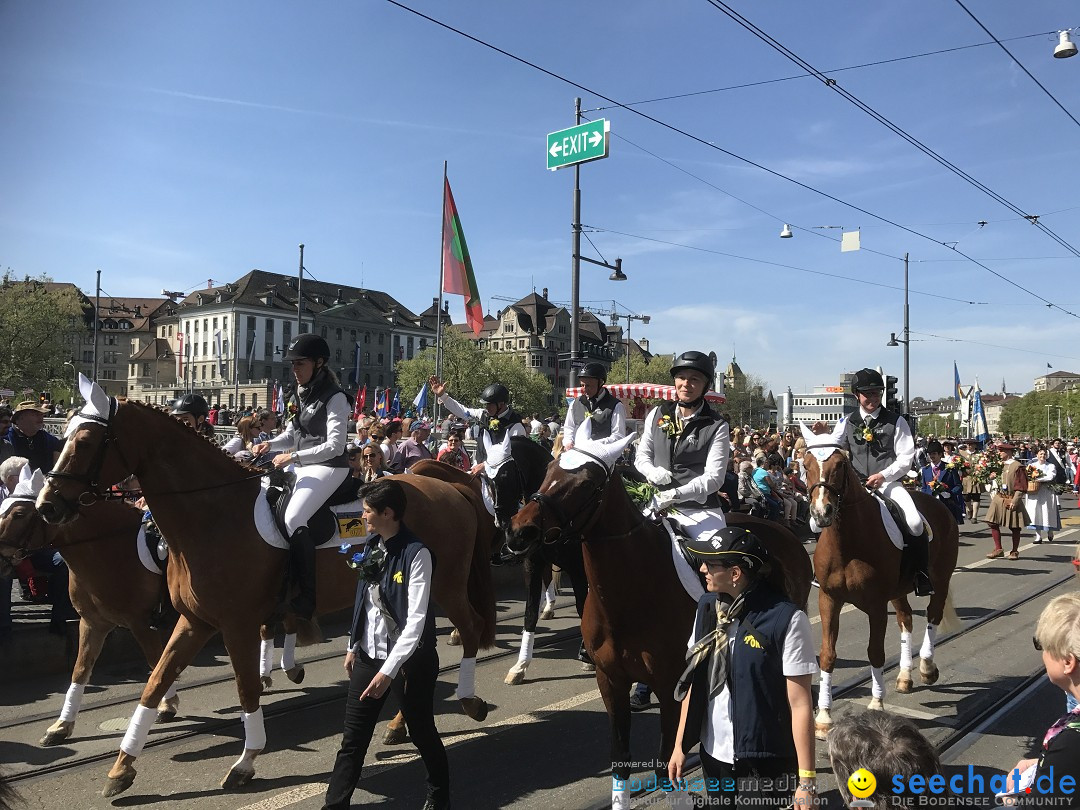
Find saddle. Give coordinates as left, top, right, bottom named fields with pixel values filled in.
left=265, top=469, right=365, bottom=550
left=869, top=490, right=932, bottom=596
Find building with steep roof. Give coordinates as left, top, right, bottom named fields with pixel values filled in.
left=724, top=354, right=746, bottom=393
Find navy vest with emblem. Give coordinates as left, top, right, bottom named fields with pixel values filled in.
left=474, top=408, right=523, bottom=464
left=348, top=525, right=437, bottom=663
left=680, top=584, right=798, bottom=761
left=659, top=400, right=725, bottom=508
left=292, top=370, right=348, bottom=467
left=575, top=388, right=617, bottom=440
left=843, top=407, right=901, bottom=480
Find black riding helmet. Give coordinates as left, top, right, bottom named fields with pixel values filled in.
left=170, top=393, right=209, bottom=418
left=684, top=526, right=770, bottom=573
left=851, top=368, right=885, bottom=393
left=283, top=333, right=331, bottom=362
left=479, top=383, right=510, bottom=406
left=579, top=362, right=608, bottom=382
left=669, top=351, right=714, bottom=382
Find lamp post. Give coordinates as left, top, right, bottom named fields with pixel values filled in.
left=1045, top=404, right=1062, bottom=438
left=886, top=252, right=911, bottom=414
left=620, top=312, right=650, bottom=383
left=63, top=360, right=77, bottom=405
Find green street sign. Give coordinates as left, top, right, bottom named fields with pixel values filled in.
left=546, top=119, right=610, bottom=170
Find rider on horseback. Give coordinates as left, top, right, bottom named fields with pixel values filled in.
left=170, top=394, right=214, bottom=439
left=252, top=334, right=351, bottom=620
left=562, top=362, right=627, bottom=451
left=428, top=375, right=524, bottom=565
left=838, top=368, right=932, bottom=596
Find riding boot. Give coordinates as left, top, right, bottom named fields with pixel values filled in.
left=490, top=522, right=516, bottom=566
left=288, top=527, right=317, bottom=620
left=910, top=533, right=934, bottom=597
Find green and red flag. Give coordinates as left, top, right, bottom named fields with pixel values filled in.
left=442, top=177, right=484, bottom=336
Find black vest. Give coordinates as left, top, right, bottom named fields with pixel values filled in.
left=660, top=400, right=725, bottom=508
left=681, top=585, right=798, bottom=761
left=574, top=389, right=617, bottom=440
left=349, top=525, right=437, bottom=665
left=292, top=370, right=348, bottom=467
left=844, top=407, right=901, bottom=480
left=474, top=408, right=523, bottom=464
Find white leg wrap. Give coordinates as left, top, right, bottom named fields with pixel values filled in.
left=899, top=631, right=912, bottom=671
left=280, top=633, right=297, bottom=671
left=59, top=682, right=86, bottom=723
left=817, top=669, right=832, bottom=711
left=612, top=778, right=632, bottom=810
left=517, top=631, right=534, bottom=666
left=456, top=656, right=476, bottom=700
left=163, top=681, right=179, bottom=700
left=543, top=581, right=556, bottom=606
left=920, top=623, right=937, bottom=660
left=120, top=703, right=159, bottom=757
left=243, top=707, right=266, bottom=751
left=260, top=638, right=274, bottom=678
left=871, top=665, right=885, bottom=700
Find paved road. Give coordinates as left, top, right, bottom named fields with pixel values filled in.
left=3, top=496, right=1078, bottom=809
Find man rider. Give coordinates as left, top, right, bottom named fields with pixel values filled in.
left=630, top=350, right=729, bottom=711
left=836, top=367, right=932, bottom=596
left=427, top=375, right=525, bottom=565
left=562, top=362, right=627, bottom=451
left=170, top=393, right=211, bottom=435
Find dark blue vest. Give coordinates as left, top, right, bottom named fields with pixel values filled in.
left=292, top=370, right=348, bottom=467
left=681, top=584, right=799, bottom=761
left=348, top=525, right=437, bottom=667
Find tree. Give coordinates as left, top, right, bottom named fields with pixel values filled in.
left=998, top=390, right=1077, bottom=440
left=0, top=274, right=88, bottom=393
left=622, top=351, right=676, bottom=386
left=394, top=328, right=555, bottom=418
left=722, top=372, right=771, bottom=430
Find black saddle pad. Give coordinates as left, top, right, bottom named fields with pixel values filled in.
left=873, top=492, right=924, bottom=585
left=267, top=470, right=339, bottom=548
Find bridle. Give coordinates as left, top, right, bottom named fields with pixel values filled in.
left=805, top=443, right=848, bottom=511
left=527, top=447, right=614, bottom=545
left=0, top=496, right=46, bottom=567
left=45, top=398, right=133, bottom=508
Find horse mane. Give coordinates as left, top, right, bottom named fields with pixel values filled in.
left=126, top=400, right=265, bottom=476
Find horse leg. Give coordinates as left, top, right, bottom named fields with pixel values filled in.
left=103, top=614, right=215, bottom=798
left=220, top=624, right=268, bottom=790
left=866, top=604, right=889, bottom=711
left=127, top=622, right=180, bottom=721
left=596, top=666, right=634, bottom=810
left=558, top=543, right=593, bottom=672
left=441, top=599, right=488, bottom=722
left=654, top=683, right=682, bottom=799
left=259, top=626, right=275, bottom=692
left=892, top=597, right=914, bottom=694
left=384, top=711, right=409, bottom=745
left=42, top=617, right=111, bottom=746
left=917, top=605, right=941, bottom=685
left=505, top=554, right=541, bottom=686
left=280, top=630, right=304, bottom=684
left=540, top=562, right=555, bottom=620
left=815, top=591, right=842, bottom=739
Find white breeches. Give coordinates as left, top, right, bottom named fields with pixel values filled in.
left=284, top=464, right=350, bottom=534
left=669, top=507, right=727, bottom=541
left=879, top=480, right=923, bottom=535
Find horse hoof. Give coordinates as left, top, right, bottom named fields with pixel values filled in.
left=157, top=695, right=180, bottom=722
left=221, top=765, right=255, bottom=790
left=40, top=720, right=74, bottom=746
left=580, top=661, right=596, bottom=673
left=102, top=768, right=136, bottom=798
left=383, top=725, right=409, bottom=745
left=260, top=676, right=273, bottom=693
left=814, top=722, right=831, bottom=740
left=919, top=661, right=940, bottom=686
left=867, top=697, right=884, bottom=711
left=447, top=629, right=462, bottom=647
left=896, top=671, right=913, bottom=694
left=504, top=667, right=526, bottom=686
left=540, top=605, right=555, bottom=620
left=459, top=695, right=489, bottom=722
left=285, top=665, right=305, bottom=685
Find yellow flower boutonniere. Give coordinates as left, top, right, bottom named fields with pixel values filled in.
left=658, top=414, right=678, bottom=438
left=862, top=427, right=874, bottom=442
left=488, top=418, right=500, bottom=431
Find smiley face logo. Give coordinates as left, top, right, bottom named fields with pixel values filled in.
left=847, top=768, right=877, bottom=799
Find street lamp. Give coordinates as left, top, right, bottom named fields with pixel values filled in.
left=618, top=312, right=650, bottom=383
left=1046, top=404, right=1063, bottom=438
left=569, top=254, right=626, bottom=388
left=886, top=252, right=911, bottom=414
left=63, top=360, right=77, bottom=405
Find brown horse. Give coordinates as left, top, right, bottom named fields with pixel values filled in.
left=800, top=427, right=960, bottom=738
left=0, top=469, right=179, bottom=746
left=507, top=444, right=811, bottom=806
left=36, top=380, right=494, bottom=797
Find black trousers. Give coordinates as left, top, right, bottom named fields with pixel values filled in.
left=323, top=648, right=449, bottom=810
left=698, top=750, right=797, bottom=808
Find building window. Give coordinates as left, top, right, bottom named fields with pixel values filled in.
left=364, top=352, right=370, bottom=365
left=212, top=317, right=218, bottom=330
left=407, top=336, right=414, bottom=359
left=82, top=350, right=93, bottom=363
left=378, top=333, right=385, bottom=345
left=378, top=374, right=384, bottom=386
left=350, top=330, right=356, bottom=340
left=336, top=328, right=342, bottom=341
left=419, top=338, right=427, bottom=350
left=377, top=353, right=383, bottom=365
left=320, top=326, right=328, bottom=338
left=504, top=324, right=512, bottom=333
left=364, top=373, right=371, bottom=385
left=265, top=318, right=274, bottom=335
left=518, top=339, right=525, bottom=349
left=364, top=331, right=371, bottom=344
left=264, top=366, right=271, bottom=379
left=283, top=322, right=292, bottom=343
left=142, top=363, right=150, bottom=377
left=334, top=349, right=342, bottom=362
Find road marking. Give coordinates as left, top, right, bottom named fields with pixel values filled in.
left=809, top=603, right=856, bottom=626
left=884, top=703, right=949, bottom=722
left=957, top=527, right=1076, bottom=572
left=236, top=782, right=327, bottom=810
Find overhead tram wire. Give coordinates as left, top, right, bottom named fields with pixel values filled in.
left=951, top=0, right=1080, bottom=132
left=594, top=30, right=1055, bottom=110
left=383, top=0, right=1078, bottom=319
left=584, top=225, right=986, bottom=305
left=910, top=330, right=1080, bottom=363
left=701, top=0, right=1080, bottom=262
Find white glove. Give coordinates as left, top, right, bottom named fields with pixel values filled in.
left=652, top=490, right=678, bottom=512
left=645, top=468, right=673, bottom=486
left=940, top=491, right=951, bottom=499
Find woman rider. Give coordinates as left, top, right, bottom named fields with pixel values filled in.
left=252, top=334, right=350, bottom=619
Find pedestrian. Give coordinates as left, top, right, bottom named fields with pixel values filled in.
left=396, top=421, right=433, bottom=472
left=668, top=527, right=817, bottom=809
left=958, top=441, right=983, bottom=523
left=919, top=440, right=964, bottom=524
left=4, top=400, right=62, bottom=473
left=1025, top=448, right=1061, bottom=544
left=436, top=433, right=470, bottom=471
left=322, top=479, right=450, bottom=810
left=983, top=442, right=1029, bottom=560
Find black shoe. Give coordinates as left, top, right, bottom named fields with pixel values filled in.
left=422, top=789, right=450, bottom=810
left=577, top=642, right=592, bottom=665
left=913, top=571, right=934, bottom=597
left=630, top=687, right=653, bottom=712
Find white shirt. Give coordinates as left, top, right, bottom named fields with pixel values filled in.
left=354, top=546, right=432, bottom=679
left=562, top=392, right=628, bottom=447
left=438, top=393, right=525, bottom=475
left=635, top=404, right=729, bottom=507
left=265, top=391, right=350, bottom=465
left=688, top=609, right=817, bottom=763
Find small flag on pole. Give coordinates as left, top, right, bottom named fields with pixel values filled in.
left=953, top=362, right=961, bottom=402
left=1048, top=363, right=1053, bottom=369
left=376, top=388, right=388, bottom=418
left=390, top=390, right=401, bottom=417
left=353, top=385, right=367, bottom=422
left=442, top=177, right=485, bottom=336
left=840, top=230, right=861, bottom=252
left=413, top=383, right=429, bottom=414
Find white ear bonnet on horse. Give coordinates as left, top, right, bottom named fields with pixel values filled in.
left=0, top=465, right=45, bottom=516
left=800, top=420, right=846, bottom=464
left=65, top=373, right=114, bottom=438
left=558, top=433, right=638, bottom=472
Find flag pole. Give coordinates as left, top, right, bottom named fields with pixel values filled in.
left=434, top=160, right=448, bottom=423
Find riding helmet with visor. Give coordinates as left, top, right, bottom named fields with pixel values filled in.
left=669, top=351, right=715, bottom=383
left=684, top=526, right=770, bottom=573
left=283, top=333, right=331, bottom=362
left=479, top=383, right=510, bottom=406
left=579, top=362, right=608, bottom=382
left=170, top=393, right=209, bottom=418
left=851, top=368, right=885, bottom=394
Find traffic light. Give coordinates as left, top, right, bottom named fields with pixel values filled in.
left=884, top=375, right=900, bottom=413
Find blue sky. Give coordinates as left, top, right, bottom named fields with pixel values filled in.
left=2, top=1, right=1079, bottom=401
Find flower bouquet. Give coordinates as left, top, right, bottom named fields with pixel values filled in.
left=971, top=448, right=1002, bottom=489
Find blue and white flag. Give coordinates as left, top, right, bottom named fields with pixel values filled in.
left=390, top=390, right=401, bottom=417
left=973, top=389, right=990, bottom=444
left=413, top=382, right=428, bottom=413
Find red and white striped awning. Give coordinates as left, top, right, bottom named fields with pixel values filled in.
left=565, top=382, right=726, bottom=404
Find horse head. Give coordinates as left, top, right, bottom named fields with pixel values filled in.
left=0, top=466, right=50, bottom=575
left=507, top=434, right=635, bottom=556
left=37, top=374, right=136, bottom=524
left=800, top=420, right=850, bottom=528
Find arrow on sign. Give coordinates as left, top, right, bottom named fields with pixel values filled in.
left=588, top=131, right=602, bottom=148
left=549, top=142, right=563, bottom=158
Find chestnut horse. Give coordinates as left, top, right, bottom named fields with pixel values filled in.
left=37, top=378, right=494, bottom=797
left=507, top=443, right=812, bottom=808
left=801, top=426, right=960, bottom=738
left=0, top=468, right=180, bottom=746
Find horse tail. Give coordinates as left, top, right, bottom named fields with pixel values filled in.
left=935, top=590, right=962, bottom=636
